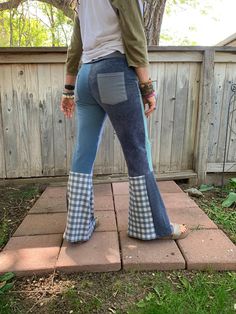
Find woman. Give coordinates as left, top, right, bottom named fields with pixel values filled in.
left=60, top=0, right=190, bottom=243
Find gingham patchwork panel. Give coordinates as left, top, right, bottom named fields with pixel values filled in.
left=128, top=174, right=157, bottom=240
left=63, top=171, right=96, bottom=242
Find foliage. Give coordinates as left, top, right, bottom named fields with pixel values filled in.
left=0, top=0, right=73, bottom=47
left=0, top=272, right=15, bottom=295
left=128, top=271, right=236, bottom=314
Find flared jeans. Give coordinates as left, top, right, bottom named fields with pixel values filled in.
left=63, top=53, right=174, bottom=242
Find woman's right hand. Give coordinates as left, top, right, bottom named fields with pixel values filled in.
left=142, top=95, right=157, bottom=118
left=60, top=96, right=75, bottom=119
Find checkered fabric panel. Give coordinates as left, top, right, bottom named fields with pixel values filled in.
left=63, top=171, right=96, bottom=242
left=128, top=174, right=157, bottom=240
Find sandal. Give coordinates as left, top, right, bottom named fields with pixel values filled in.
left=160, top=222, right=190, bottom=240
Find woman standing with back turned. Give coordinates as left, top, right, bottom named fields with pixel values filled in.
left=60, top=0, right=190, bottom=243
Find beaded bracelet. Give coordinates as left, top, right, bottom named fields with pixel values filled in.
left=144, top=91, right=156, bottom=99
left=62, top=92, right=75, bottom=99
left=139, top=78, right=155, bottom=97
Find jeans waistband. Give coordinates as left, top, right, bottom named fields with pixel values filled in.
left=86, top=51, right=126, bottom=64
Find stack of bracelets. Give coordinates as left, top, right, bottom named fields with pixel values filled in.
left=62, top=79, right=156, bottom=102
left=62, top=84, right=75, bottom=99
left=139, top=78, right=156, bottom=100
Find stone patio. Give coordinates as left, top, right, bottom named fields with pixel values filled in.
left=0, top=180, right=235, bottom=276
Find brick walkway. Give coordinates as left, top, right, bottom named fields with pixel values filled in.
left=0, top=181, right=235, bottom=276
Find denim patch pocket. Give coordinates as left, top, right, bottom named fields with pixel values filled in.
left=97, top=72, right=128, bottom=105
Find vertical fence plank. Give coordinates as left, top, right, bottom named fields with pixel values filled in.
left=170, top=63, right=190, bottom=171
left=159, top=63, right=178, bottom=172
left=195, top=49, right=215, bottom=183
left=51, top=64, right=67, bottom=175
left=1, top=65, right=20, bottom=177
left=208, top=63, right=227, bottom=162
left=150, top=62, right=165, bottom=173
left=181, top=63, right=201, bottom=170
left=24, top=64, right=42, bottom=177
left=38, top=64, right=55, bottom=176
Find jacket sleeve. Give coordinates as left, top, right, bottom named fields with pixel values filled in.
left=111, top=0, right=149, bottom=67
left=65, top=14, right=83, bottom=76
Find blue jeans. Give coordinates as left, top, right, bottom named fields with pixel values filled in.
left=63, top=53, right=173, bottom=242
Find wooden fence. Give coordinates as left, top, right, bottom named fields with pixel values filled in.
left=0, top=46, right=236, bottom=183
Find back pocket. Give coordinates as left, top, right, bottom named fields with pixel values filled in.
left=97, top=72, right=128, bottom=105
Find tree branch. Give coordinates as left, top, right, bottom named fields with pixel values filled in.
left=0, top=0, right=74, bottom=19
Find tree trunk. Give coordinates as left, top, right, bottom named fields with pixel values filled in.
left=144, top=0, right=167, bottom=45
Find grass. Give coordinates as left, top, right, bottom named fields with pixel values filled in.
left=0, top=270, right=235, bottom=314
left=0, top=184, right=44, bottom=250
left=192, top=185, right=236, bottom=244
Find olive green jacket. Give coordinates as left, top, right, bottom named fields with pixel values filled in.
left=65, top=0, right=149, bottom=76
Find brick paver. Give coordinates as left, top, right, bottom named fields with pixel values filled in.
left=112, top=182, right=129, bottom=195
left=94, top=195, right=114, bottom=211
left=29, top=187, right=67, bottom=214
left=56, top=232, right=121, bottom=273
left=1, top=179, right=235, bottom=275
left=94, top=183, right=112, bottom=196
left=119, top=231, right=185, bottom=270
left=0, top=234, right=62, bottom=276
left=177, top=229, right=236, bottom=270
left=13, top=213, right=66, bottom=236
left=94, top=210, right=117, bottom=232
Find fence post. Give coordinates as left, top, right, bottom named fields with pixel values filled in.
left=194, top=48, right=215, bottom=184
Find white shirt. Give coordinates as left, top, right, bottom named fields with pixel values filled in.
left=78, top=0, right=125, bottom=63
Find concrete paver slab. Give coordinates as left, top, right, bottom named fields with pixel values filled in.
left=114, top=195, right=129, bottom=211
left=177, top=229, right=236, bottom=270
left=56, top=232, right=121, bottom=273
left=94, top=195, right=114, bottom=211
left=161, top=192, right=198, bottom=209
left=157, top=180, right=184, bottom=193
left=167, top=206, right=218, bottom=229
left=94, top=210, right=117, bottom=232
left=0, top=234, right=62, bottom=276
left=119, top=231, right=185, bottom=270
left=13, top=213, right=66, bottom=236
left=112, top=182, right=129, bottom=195
left=29, top=187, right=67, bottom=213
left=94, top=183, right=112, bottom=196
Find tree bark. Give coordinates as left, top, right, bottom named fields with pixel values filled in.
left=144, top=0, right=167, bottom=45
left=0, top=0, right=166, bottom=45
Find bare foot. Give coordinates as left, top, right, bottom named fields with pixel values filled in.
left=171, top=223, right=188, bottom=235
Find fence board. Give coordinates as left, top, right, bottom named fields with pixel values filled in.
left=0, top=48, right=236, bottom=182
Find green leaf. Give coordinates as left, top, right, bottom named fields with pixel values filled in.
left=136, top=300, right=146, bottom=308
left=0, top=272, right=15, bottom=282
left=0, top=282, right=14, bottom=293
left=222, top=192, right=236, bottom=207
left=145, top=292, right=155, bottom=301
left=179, top=277, right=191, bottom=290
